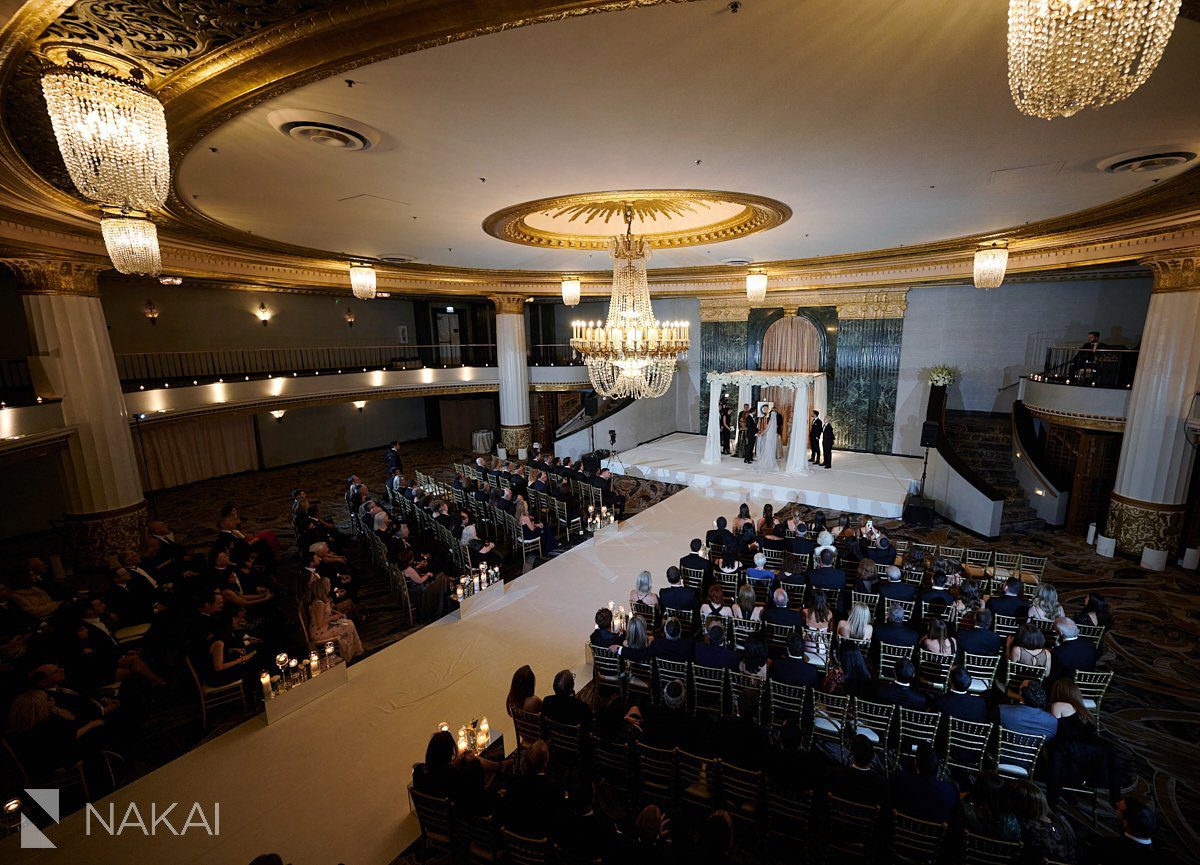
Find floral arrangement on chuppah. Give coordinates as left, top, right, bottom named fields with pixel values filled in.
left=928, top=365, right=958, bottom=387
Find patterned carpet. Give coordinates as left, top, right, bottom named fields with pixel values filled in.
left=775, top=502, right=1199, bottom=862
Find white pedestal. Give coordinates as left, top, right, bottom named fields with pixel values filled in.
left=1182, top=547, right=1200, bottom=570
left=264, top=660, right=349, bottom=724
left=1086, top=522, right=1097, bottom=545
left=1140, top=547, right=1168, bottom=571
left=1095, top=535, right=1116, bottom=558
left=496, top=446, right=507, bottom=461
left=456, top=578, right=506, bottom=619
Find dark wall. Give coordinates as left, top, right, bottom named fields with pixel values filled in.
left=699, top=320, right=749, bottom=429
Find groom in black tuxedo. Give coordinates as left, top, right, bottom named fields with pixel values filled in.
left=821, top=419, right=835, bottom=468
left=809, top=410, right=823, bottom=463
left=742, top=406, right=758, bottom=464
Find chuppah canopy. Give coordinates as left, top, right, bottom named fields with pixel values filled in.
left=702, top=370, right=828, bottom=475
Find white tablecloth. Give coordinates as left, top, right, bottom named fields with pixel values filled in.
left=472, top=429, right=495, bottom=454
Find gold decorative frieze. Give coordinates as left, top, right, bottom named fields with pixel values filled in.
left=0, top=258, right=106, bottom=296
left=530, top=381, right=590, bottom=392
left=489, top=294, right=529, bottom=315
left=500, top=423, right=533, bottom=451
left=1106, top=492, right=1185, bottom=555
left=1142, top=249, right=1200, bottom=293
left=698, top=287, right=908, bottom=322
left=63, top=499, right=148, bottom=567
left=483, top=189, right=791, bottom=251
left=1024, top=404, right=1126, bottom=433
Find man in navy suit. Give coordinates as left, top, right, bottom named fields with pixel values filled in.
left=874, top=659, right=930, bottom=710
left=957, top=609, right=1004, bottom=658
left=790, top=531, right=816, bottom=559
left=986, top=577, right=1027, bottom=618
left=876, top=603, right=919, bottom=647
left=920, top=571, right=954, bottom=613
left=809, top=549, right=845, bottom=593
left=879, top=566, right=916, bottom=604
left=867, top=536, right=896, bottom=567
left=937, top=667, right=988, bottom=722
left=652, top=616, right=694, bottom=662
left=762, top=588, right=803, bottom=629
left=694, top=623, right=739, bottom=670
left=769, top=632, right=820, bottom=687
left=679, top=538, right=711, bottom=577
left=998, top=680, right=1058, bottom=740
left=1049, top=617, right=1097, bottom=682
left=705, top=517, right=736, bottom=554
left=659, top=567, right=697, bottom=617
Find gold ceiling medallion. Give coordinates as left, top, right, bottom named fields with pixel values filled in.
left=482, top=189, right=790, bottom=251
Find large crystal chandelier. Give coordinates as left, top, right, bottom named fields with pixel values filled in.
left=348, top=262, right=377, bottom=299
left=569, top=207, right=689, bottom=400
left=1007, top=0, right=1181, bottom=120
left=101, top=212, right=161, bottom=276
left=40, top=46, right=170, bottom=211
left=973, top=244, right=1009, bottom=290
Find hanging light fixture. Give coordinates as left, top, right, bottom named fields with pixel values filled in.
left=256, top=302, right=271, bottom=326
left=561, top=276, right=581, bottom=307
left=100, top=211, right=161, bottom=275
left=569, top=205, right=689, bottom=400
left=143, top=299, right=158, bottom=324
left=348, top=262, right=376, bottom=299
left=1007, top=0, right=1181, bottom=120
left=745, top=270, right=768, bottom=303
left=39, top=44, right=170, bottom=211
left=344, top=307, right=355, bottom=328
left=158, top=275, right=181, bottom=285
left=973, top=244, right=1009, bottom=290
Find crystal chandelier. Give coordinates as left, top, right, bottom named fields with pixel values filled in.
left=561, top=276, right=581, bottom=307
left=348, top=262, right=376, bottom=299
left=746, top=271, right=768, bottom=303
left=101, top=213, right=161, bottom=276
left=1007, top=0, right=1181, bottom=120
left=569, top=207, right=689, bottom=400
left=40, top=46, right=170, bottom=211
left=973, top=244, right=1009, bottom=290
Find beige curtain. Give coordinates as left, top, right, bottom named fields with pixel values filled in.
left=133, top=414, right=258, bottom=490
left=761, top=316, right=822, bottom=445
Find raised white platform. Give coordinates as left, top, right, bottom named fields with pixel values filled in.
left=609, top=432, right=922, bottom=518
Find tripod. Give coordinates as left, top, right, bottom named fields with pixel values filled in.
left=607, top=431, right=626, bottom=473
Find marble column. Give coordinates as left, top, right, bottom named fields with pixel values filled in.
left=490, top=293, right=531, bottom=455
left=2, top=259, right=146, bottom=564
left=1105, top=251, right=1200, bottom=557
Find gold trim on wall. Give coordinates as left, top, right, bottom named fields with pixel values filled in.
left=1110, top=490, right=1188, bottom=511
left=697, top=287, right=909, bottom=322
left=489, top=294, right=529, bottom=315
left=1024, top=404, right=1126, bottom=433
left=0, top=257, right=105, bottom=296
left=1142, top=249, right=1200, bottom=293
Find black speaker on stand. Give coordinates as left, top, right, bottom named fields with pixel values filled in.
left=920, top=421, right=940, bottom=448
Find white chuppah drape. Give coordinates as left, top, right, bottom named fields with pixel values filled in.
left=702, top=370, right=827, bottom=475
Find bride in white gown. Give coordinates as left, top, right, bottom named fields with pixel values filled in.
left=755, top=406, right=780, bottom=471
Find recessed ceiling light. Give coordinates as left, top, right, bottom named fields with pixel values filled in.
left=266, top=109, right=381, bottom=152
left=720, top=257, right=753, bottom=267
left=1097, top=148, right=1197, bottom=175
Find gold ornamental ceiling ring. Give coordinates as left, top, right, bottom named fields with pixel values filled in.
left=482, top=188, right=791, bottom=251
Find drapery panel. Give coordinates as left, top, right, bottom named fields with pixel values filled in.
left=133, top=414, right=258, bottom=490
left=761, top=316, right=822, bottom=443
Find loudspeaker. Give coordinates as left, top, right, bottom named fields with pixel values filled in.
left=903, top=495, right=935, bottom=528
left=920, top=421, right=940, bottom=448
left=582, top=392, right=599, bottom=417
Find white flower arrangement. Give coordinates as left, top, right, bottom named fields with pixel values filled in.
left=928, top=365, right=958, bottom=387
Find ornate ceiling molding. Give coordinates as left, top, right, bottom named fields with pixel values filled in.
left=1025, top=404, right=1125, bottom=433
left=697, top=286, right=909, bottom=322
left=1141, top=246, right=1200, bottom=292
left=0, top=255, right=105, bottom=295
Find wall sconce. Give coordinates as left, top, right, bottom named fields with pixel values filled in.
left=345, top=307, right=355, bottom=328
left=270, top=410, right=285, bottom=423
left=158, top=275, right=182, bottom=285
left=257, top=302, right=270, bottom=326
left=352, top=400, right=366, bottom=412
left=143, top=299, right=159, bottom=325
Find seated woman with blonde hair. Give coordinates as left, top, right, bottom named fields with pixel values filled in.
left=1027, top=583, right=1065, bottom=623
left=837, top=601, right=874, bottom=645
left=629, top=570, right=659, bottom=609
left=309, top=579, right=363, bottom=661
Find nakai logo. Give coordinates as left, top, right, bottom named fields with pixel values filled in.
left=18, top=790, right=220, bottom=849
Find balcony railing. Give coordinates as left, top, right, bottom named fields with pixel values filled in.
left=1039, top=345, right=1138, bottom=388
left=528, top=343, right=582, bottom=366
left=0, top=357, right=32, bottom=406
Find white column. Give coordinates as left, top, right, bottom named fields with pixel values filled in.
left=702, top=375, right=722, bottom=464
left=1106, top=252, right=1200, bottom=557
left=490, top=294, right=531, bottom=456
left=785, top=381, right=812, bottom=475
left=4, top=259, right=146, bottom=564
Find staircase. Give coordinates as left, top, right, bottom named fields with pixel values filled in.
left=943, top=413, right=1045, bottom=533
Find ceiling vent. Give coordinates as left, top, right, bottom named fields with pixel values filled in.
left=720, top=256, right=753, bottom=267
left=1098, top=148, right=1196, bottom=175
left=266, top=109, right=381, bottom=152
left=379, top=254, right=417, bottom=264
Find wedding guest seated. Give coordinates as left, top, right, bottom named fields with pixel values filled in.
left=308, top=580, right=363, bottom=661
left=620, top=615, right=655, bottom=687
left=695, top=623, right=739, bottom=670
left=506, top=665, right=542, bottom=716
left=835, top=641, right=873, bottom=697
left=802, top=590, right=834, bottom=660
left=758, top=522, right=788, bottom=554
left=711, top=690, right=769, bottom=768
left=745, top=553, right=774, bottom=586
left=700, top=583, right=734, bottom=621
left=852, top=558, right=880, bottom=594
left=22, top=556, right=73, bottom=601
left=1080, top=798, right=1156, bottom=865
left=499, top=741, right=560, bottom=837
left=412, top=730, right=458, bottom=796
left=77, top=598, right=167, bottom=688
left=732, top=503, right=753, bottom=534
left=957, top=608, right=1004, bottom=657
left=986, top=576, right=1027, bottom=618
left=828, top=734, right=889, bottom=807
left=950, top=578, right=982, bottom=624
left=659, top=566, right=697, bottom=615
left=837, top=602, right=873, bottom=645
left=705, top=517, right=735, bottom=553
left=739, top=635, right=769, bottom=681
left=813, top=529, right=836, bottom=559
left=541, top=669, right=592, bottom=730
left=1077, top=592, right=1112, bottom=629
left=189, top=591, right=254, bottom=687
left=891, top=743, right=958, bottom=822
left=640, top=679, right=696, bottom=749
left=937, top=666, right=988, bottom=721
left=921, top=618, right=956, bottom=657
left=809, top=549, right=844, bottom=594
left=960, top=772, right=1021, bottom=842
left=1028, top=583, right=1065, bottom=623
left=921, top=569, right=954, bottom=610
left=732, top=584, right=761, bottom=621
left=556, top=779, right=614, bottom=860
left=629, top=569, right=659, bottom=609
left=589, top=608, right=624, bottom=649
left=1007, top=622, right=1052, bottom=676
left=516, top=499, right=557, bottom=555
left=1048, top=616, right=1096, bottom=682
left=998, top=679, right=1057, bottom=740
left=613, top=804, right=674, bottom=862
left=1046, top=678, right=1119, bottom=809
left=874, top=658, right=929, bottom=710
left=1014, top=781, right=1077, bottom=865
left=879, top=565, right=916, bottom=604
left=769, top=631, right=820, bottom=687
left=866, top=535, right=896, bottom=567
left=7, top=571, right=66, bottom=621
left=5, top=690, right=112, bottom=795
left=734, top=522, right=759, bottom=560
left=763, top=588, right=802, bottom=629
left=106, top=566, right=156, bottom=628
left=876, top=603, right=918, bottom=647
left=652, top=616, right=694, bottom=662
left=679, top=538, right=711, bottom=579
